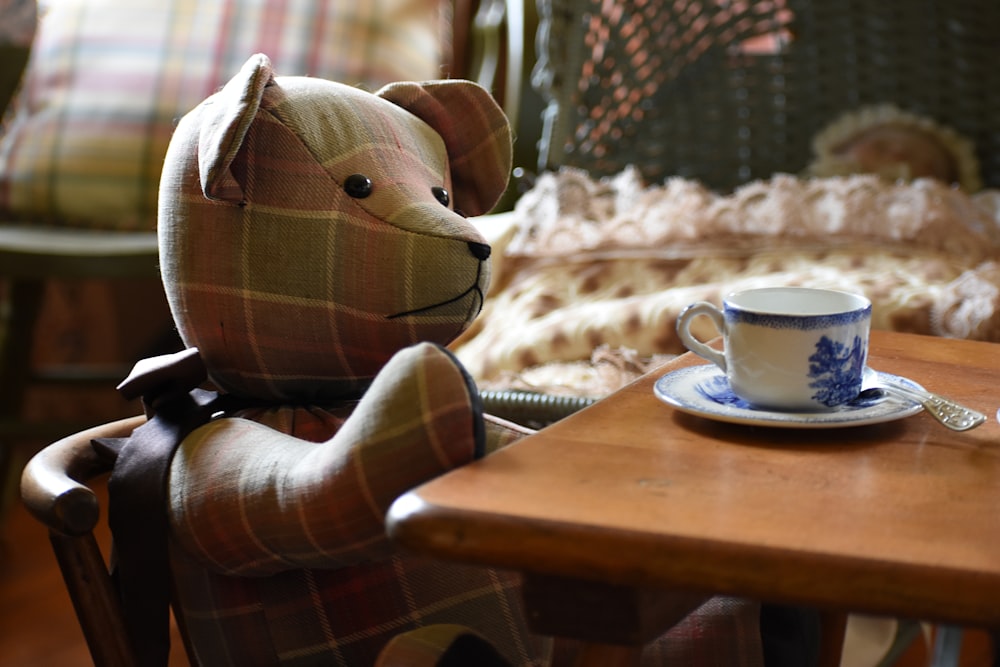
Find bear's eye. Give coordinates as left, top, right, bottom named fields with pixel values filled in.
left=344, top=174, right=373, bottom=198
left=431, top=186, right=450, bottom=207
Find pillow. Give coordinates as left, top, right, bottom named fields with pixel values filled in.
left=0, top=0, right=447, bottom=230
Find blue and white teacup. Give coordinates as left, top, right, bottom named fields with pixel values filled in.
left=676, top=287, right=872, bottom=411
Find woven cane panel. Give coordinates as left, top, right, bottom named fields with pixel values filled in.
left=534, top=0, right=1000, bottom=191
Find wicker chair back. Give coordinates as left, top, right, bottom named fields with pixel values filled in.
left=533, top=0, right=1000, bottom=190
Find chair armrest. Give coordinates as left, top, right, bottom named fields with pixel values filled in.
left=20, top=415, right=146, bottom=536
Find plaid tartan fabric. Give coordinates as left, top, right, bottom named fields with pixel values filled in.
left=0, top=0, right=446, bottom=230
left=158, top=57, right=511, bottom=402
left=168, top=343, right=552, bottom=666
left=642, top=597, right=763, bottom=666
left=169, top=343, right=486, bottom=573
left=483, top=414, right=535, bottom=454
left=375, top=597, right=763, bottom=667
left=171, top=547, right=760, bottom=666
left=378, top=81, right=515, bottom=217
left=170, top=547, right=553, bottom=666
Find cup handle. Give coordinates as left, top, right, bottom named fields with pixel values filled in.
left=676, top=302, right=727, bottom=371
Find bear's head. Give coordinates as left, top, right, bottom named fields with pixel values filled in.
left=157, top=54, right=512, bottom=402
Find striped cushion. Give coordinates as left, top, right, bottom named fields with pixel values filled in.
left=0, top=0, right=447, bottom=230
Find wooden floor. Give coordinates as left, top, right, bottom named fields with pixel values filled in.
left=0, top=283, right=996, bottom=666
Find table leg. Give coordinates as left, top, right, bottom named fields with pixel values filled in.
left=817, top=611, right=847, bottom=667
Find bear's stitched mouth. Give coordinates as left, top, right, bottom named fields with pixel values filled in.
left=386, top=259, right=486, bottom=320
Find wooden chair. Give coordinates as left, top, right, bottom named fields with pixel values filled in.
left=20, top=415, right=151, bottom=666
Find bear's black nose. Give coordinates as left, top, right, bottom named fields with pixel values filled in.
left=467, top=241, right=491, bottom=261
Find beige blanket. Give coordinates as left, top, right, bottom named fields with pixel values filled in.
left=454, top=168, right=1000, bottom=396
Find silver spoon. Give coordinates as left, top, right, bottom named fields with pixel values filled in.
left=857, top=376, right=986, bottom=431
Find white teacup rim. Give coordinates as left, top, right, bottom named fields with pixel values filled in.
left=724, top=286, right=871, bottom=317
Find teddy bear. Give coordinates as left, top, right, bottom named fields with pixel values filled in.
left=99, top=52, right=556, bottom=666
left=103, top=53, right=765, bottom=667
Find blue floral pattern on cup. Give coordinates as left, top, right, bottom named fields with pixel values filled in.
left=808, top=335, right=866, bottom=406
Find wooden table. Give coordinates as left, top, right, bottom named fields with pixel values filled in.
left=386, top=331, right=1000, bottom=665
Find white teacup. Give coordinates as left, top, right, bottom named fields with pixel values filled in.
left=676, top=287, right=872, bottom=411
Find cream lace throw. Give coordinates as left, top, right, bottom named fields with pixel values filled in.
left=455, top=168, right=1000, bottom=397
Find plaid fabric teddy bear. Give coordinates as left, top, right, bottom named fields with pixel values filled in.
left=112, top=53, right=764, bottom=666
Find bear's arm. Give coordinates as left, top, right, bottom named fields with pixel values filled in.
left=167, top=342, right=502, bottom=575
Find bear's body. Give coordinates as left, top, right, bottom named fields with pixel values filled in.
left=110, top=53, right=764, bottom=666
left=147, top=54, right=545, bottom=665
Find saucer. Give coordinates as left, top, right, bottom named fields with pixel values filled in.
left=653, top=365, right=924, bottom=428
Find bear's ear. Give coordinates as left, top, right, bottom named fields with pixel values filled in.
left=198, top=53, right=274, bottom=202
left=376, top=80, right=513, bottom=216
